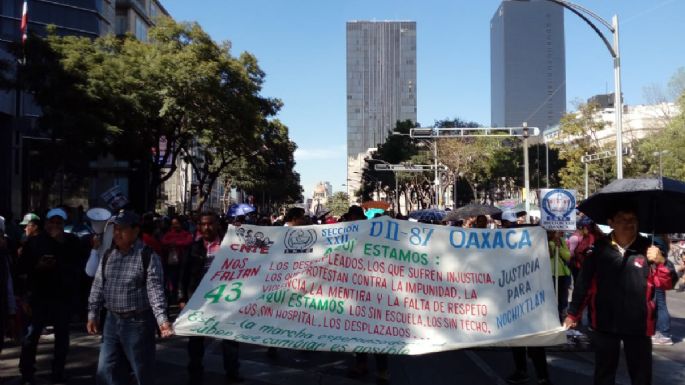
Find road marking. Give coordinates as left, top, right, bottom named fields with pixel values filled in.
left=464, top=351, right=508, bottom=385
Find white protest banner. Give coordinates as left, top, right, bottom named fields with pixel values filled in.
left=540, top=189, right=577, bottom=231
left=173, top=217, right=565, bottom=355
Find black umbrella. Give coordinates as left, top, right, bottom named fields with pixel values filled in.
left=408, top=208, right=447, bottom=222
left=445, top=204, right=502, bottom=221
left=577, top=177, right=685, bottom=234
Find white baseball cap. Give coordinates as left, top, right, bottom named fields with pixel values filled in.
left=46, top=208, right=68, bottom=220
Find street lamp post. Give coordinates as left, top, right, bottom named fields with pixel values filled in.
left=433, top=131, right=439, bottom=208
left=522, top=123, right=530, bottom=221
left=653, top=150, right=669, bottom=178
left=519, top=0, right=624, bottom=178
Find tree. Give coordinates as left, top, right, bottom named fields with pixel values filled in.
left=50, top=18, right=248, bottom=210
left=551, top=102, right=613, bottom=194
left=630, top=90, right=685, bottom=180
left=432, top=118, right=498, bottom=205
left=359, top=120, right=419, bottom=206
left=328, top=191, right=350, bottom=217
left=227, top=119, right=302, bottom=212
left=183, top=45, right=282, bottom=211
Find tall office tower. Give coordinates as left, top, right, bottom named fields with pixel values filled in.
left=346, top=21, right=416, bottom=201
left=491, top=1, right=566, bottom=135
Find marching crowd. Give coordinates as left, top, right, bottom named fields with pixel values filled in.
left=0, top=201, right=683, bottom=385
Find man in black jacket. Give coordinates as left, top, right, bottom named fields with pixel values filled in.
left=178, top=211, right=241, bottom=384
left=564, top=207, right=677, bottom=385
left=19, top=208, right=84, bottom=384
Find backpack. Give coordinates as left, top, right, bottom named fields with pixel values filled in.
left=100, top=245, right=153, bottom=285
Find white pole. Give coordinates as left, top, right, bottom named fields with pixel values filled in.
left=545, top=142, right=549, bottom=188
left=613, top=15, right=624, bottom=179
left=523, top=123, right=530, bottom=223
left=554, top=242, right=560, bottom=302
left=584, top=161, right=589, bottom=199
left=434, top=138, right=439, bottom=208
left=394, top=171, right=399, bottom=212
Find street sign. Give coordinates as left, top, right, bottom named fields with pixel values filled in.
left=580, top=147, right=629, bottom=163
left=410, top=127, right=540, bottom=138
left=374, top=164, right=447, bottom=172
left=540, top=189, right=577, bottom=231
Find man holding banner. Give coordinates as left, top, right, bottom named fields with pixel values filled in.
left=174, top=214, right=565, bottom=376
left=178, top=211, right=242, bottom=384
left=87, top=210, right=173, bottom=385
left=564, top=207, right=677, bottom=385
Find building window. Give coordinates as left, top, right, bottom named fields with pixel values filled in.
left=135, top=16, right=148, bottom=41
left=150, top=2, right=159, bottom=19
left=115, top=14, right=128, bottom=35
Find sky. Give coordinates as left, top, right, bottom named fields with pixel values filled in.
left=161, top=0, right=685, bottom=201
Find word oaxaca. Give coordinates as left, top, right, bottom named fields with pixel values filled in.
left=174, top=218, right=565, bottom=355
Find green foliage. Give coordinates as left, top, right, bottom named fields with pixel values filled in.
left=7, top=18, right=300, bottom=211
left=231, top=120, right=303, bottom=205
left=328, top=191, right=350, bottom=217
left=631, top=91, right=685, bottom=180
left=552, top=102, right=613, bottom=194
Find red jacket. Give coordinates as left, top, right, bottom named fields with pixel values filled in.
left=161, top=229, right=193, bottom=248
left=567, top=235, right=677, bottom=336
left=161, top=229, right=193, bottom=265
left=141, top=233, right=163, bottom=256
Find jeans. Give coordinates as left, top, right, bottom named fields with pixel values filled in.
left=96, top=310, right=156, bottom=385
left=188, top=336, right=240, bottom=378
left=19, top=300, right=70, bottom=379
left=654, top=288, right=670, bottom=336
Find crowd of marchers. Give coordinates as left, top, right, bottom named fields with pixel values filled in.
left=0, top=201, right=683, bottom=385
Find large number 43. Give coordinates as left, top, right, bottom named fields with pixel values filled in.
left=204, top=282, right=243, bottom=304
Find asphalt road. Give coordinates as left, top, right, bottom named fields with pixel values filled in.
left=1, top=291, right=684, bottom=385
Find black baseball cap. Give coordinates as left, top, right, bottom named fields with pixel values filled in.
left=112, top=210, right=140, bottom=227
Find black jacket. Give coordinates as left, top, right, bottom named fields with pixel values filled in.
left=567, top=235, right=677, bottom=336
left=20, top=232, right=84, bottom=302
left=178, top=238, right=214, bottom=303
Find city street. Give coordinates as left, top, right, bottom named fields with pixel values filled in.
left=2, top=291, right=684, bottom=385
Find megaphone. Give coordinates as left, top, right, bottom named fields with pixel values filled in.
left=87, top=207, right=111, bottom=234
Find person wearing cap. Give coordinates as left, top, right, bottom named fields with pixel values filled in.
left=564, top=206, right=677, bottom=385
left=87, top=210, right=173, bottom=385
left=18, top=208, right=84, bottom=384
left=19, top=213, right=41, bottom=240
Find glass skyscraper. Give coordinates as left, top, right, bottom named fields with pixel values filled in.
left=490, top=0, right=566, bottom=133
left=346, top=21, right=417, bottom=201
